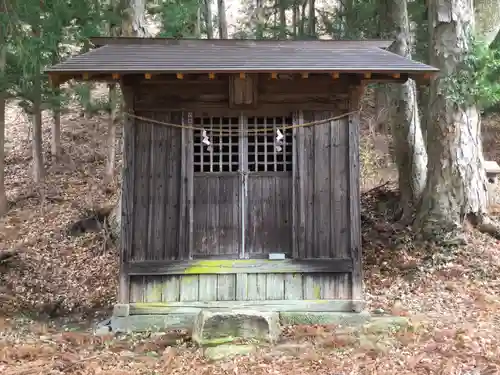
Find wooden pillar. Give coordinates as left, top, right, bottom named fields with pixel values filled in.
left=348, top=85, right=364, bottom=312
left=118, top=82, right=135, bottom=304
left=179, top=111, right=194, bottom=260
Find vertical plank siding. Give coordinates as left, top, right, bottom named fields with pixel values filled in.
left=123, top=111, right=185, bottom=262
left=130, top=273, right=352, bottom=303
left=294, top=112, right=350, bottom=259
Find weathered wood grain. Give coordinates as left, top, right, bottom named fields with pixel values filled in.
left=124, top=258, right=353, bottom=275
left=129, top=299, right=360, bottom=314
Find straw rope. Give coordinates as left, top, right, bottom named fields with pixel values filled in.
left=125, top=109, right=360, bottom=135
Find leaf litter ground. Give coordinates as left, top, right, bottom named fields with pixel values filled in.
left=1, top=101, right=500, bottom=374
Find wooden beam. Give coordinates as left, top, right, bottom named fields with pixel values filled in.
left=129, top=299, right=363, bottom=314
left=124, top=258, right=353, bottom=276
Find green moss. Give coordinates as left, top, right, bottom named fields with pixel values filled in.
left=313, top=284, right=321, bottom=299
left=184, top=260, right=259, bottom=274
left=199, top=336, right=236, bottom=347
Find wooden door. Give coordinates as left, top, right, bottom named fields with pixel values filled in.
left=192, top=116, right=242, bottom=257
left=191, top=114, right=293, bottom=259
left=244, top=115, right=293, bottom=257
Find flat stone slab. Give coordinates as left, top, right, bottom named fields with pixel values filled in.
left=203, top=344, right=257, bottom=361
left=192, top=309, right=280, bottom=346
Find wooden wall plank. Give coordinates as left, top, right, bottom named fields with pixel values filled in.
left=198, top=275, right=218, bottom=301
left=284, top=274, right=303, bottom=300
left=217, top=275, right=236, bottom=300
left=131, top=113, right=152, bottom=261
left=162, top=276, right=180, bottom=302
left=266, top=274, right=285, bottom=300
left=179, top=275, right=199, bottom=301
left=247, top=274, right=266, bottom=300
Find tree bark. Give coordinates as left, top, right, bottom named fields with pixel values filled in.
left=279, top=0, right=286, bottom=39
left=51, top=83, right=61, bottom=159
left=104, top=83, right=118, bottom=184
left=307, top=0, right=315, bottom=36
left=217, top=0, right=228, bottom=38
left=203, top=0, right=214, bottom=39
left=0, top=0, right=7, bottom=216
left=32, top=23, right=45, bottom=183
left=474, top=0, right=500, bottom=45
left=415, top=0, right=488, bottom=235
left=387, top=0, right=427, bottom=220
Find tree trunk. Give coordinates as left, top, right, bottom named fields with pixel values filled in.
left=387, top=0, right=427, bottom=220
left=195, top=6, right=201, bottom=37
left=51, top=85, right=61, bottom=159
left=278, top=0, right=286, bottom=39
left=32, top=24, right=45, bottom=183
left=0, top=5, right=7, bottom=216
left=203, top=0, right=213, bottom=39
left=255, top=0, right=265, bottom=39
left=292, top=1, right=298, bottom=37
left=307, top=0, right=315, bottom=37
left=414, top=0, right=488, bottom=235
left=474, top=0, right=500, bottom=45
left=217, top=0, right=228, bottom=38
left=104, top=83, right=118, bottom=184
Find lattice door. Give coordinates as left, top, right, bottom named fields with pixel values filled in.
left=245, top=116, right=294, bottom=256
left=192, top=116, right=242, bottom=257
left=191, top=115, right=294, bottom=258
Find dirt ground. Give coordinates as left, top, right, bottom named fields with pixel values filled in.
left=1, top=91, right=500, bottom=374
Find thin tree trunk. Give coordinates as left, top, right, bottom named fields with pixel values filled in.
left=32, top=24, right=44, bottom=183
left=0, top=0, right=7, bottom=215
left=51, top=50, right=62, bottom=159
left=104, top=84, right=118, bottom=184
left=195, top=6, right=201, bottom=37
left=307, top=0, right=315, bottom=37
left=387, top=0, right=427, bottom=220
left=415, top=0, right=488, bottom=235
left=255, top=0, right=265, bottom=39
left=217, top=0, right=228, bottom=38
left=279, top=0, right=286, bottom=39
left=292, top=1, right=298, bottom=37
left=299, top=0, right=307, bottom=37
left=203, top=0, right=214, bottom=39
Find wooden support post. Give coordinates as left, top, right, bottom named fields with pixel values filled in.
left=118, top=83, right=135, bottom=304
left=348, top=86, right=363, bottom=312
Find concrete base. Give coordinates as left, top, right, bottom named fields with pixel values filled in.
left=94, top=309, right=408, bottom=336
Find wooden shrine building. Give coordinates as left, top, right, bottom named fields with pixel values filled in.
left=47, top=38, right=438, bottom=319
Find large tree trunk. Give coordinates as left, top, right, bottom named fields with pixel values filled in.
left=0, top=1, right=7, bottom=216
left=474, top=0, right=500, bottom=45
left=217, top=0, right=228, bottom=38
left=414, top=0, right=488, bottom=235
left=387, top=0, right=427, bottom=220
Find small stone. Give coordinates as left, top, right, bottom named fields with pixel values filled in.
left=203, top=344, right=256, bottom=361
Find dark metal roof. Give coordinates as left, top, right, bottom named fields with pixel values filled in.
left=47, top=38, right=438, bottom=74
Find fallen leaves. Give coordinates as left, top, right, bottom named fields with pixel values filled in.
left=2, top=99, right=500, bottom=374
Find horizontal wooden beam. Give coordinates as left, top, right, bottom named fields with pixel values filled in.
left=128, top=299, right=363, bottom=315
left=124, top=258, right=353, bottom=276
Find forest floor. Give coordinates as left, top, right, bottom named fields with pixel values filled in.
left=1, top=92, right=500, bottom=374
